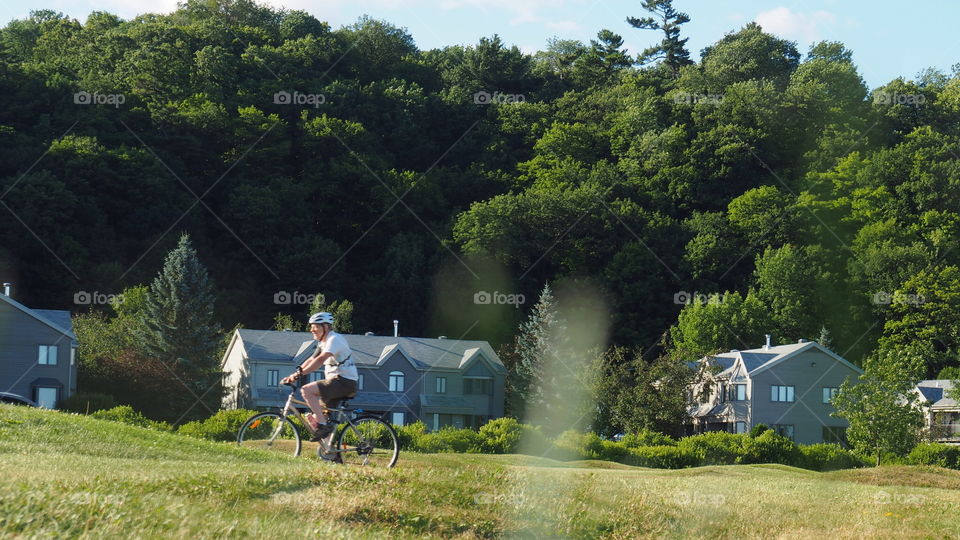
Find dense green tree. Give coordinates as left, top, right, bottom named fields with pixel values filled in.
left=627, top=0, right=692, bottom=76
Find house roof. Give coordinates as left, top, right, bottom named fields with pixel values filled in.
left=228, top=329, right=505, bottom=372
left=916, top=380, right=957, bottom=409
left=0, top=294, right=76, bottom=341
left=702, top=341, right=862, bottom=378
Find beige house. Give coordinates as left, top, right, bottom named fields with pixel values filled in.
left=914, top=380, right=960, bottom=444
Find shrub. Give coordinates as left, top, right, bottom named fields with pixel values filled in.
left=677, top=432, right=747, bottom=465
left=620, top=429, right=676, bottom=448
left=799, top=444, right=868, bottom=471
left=58, top=392, right=117, bottom=414
left=177, top=409, right=260, bottom=441
left=625, top=445, right=701, bottom=468
left=415, top=427, right=483, bottom=453
left=92, top=405, right=152, bottom=428
left=907, top=443, right=960, bottom=469
left=748, top=423, right=771, bottom=438
left=551, top=430, right=597, bottom=459
left=478, top=417, right=524, bottom=453
left=396, top=421, right=429, bottom=451
left=739, top=430, right=801, bottom=466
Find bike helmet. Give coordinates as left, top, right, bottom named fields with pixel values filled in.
left=308, top=312, right=335, bottom=326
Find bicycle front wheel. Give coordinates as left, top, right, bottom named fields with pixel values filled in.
left=237, top=412, right=302, bottom=457
left=336, top=417, right=399, bottom=467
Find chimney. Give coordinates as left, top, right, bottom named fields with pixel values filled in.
left=798, top=338, right=807, bottom=344
left=365, top=331, right=375, bottom=336
left=764, top=334, right=771, bottom=350
left=393, top=320, right=399, bottom=337
left=438, top=336, right=447, bottom=340
left=2, top=283, right=9, bottom=296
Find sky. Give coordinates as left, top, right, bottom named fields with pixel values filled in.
left=2, top=0, right=958, bottom=89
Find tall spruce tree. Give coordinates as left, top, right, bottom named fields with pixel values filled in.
left=142, top=234, right=222, bottom=420
left=627, top=0, right=693, bottom=76
left=507, top=283, right=564, bottom=418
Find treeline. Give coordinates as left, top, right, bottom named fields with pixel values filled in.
left=2, top=1, right=960, bottom=381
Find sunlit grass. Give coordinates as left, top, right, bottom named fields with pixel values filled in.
left=1, top=405, right=959, bottom=538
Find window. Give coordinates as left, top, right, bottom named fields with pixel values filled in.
left=432, top=413, right=440, bottom=431
left=734, top=421, right=747, bottom=434
left=771, top=385, right=795, bottom=402
left=391, top=411, right=405, bottom=426
left=729, top=384, right=747, bottom=401
left=70, top=348, right=76, bottom=366
left=436, top=376, right=447, bottom=394
left=823, top=426, right=847, bottom=445
left=822, top=387, right=840, bottom=404
left=389, top=371, right=405, bottom=392
left=357, top=374, right=364, bottom=390
left=35, top=387, right=58, bottom=409
left=309, top=371, right=324, bottom=383
left=38, top=345, right=58, bottom=366
left=267, top=370, right=279, bottom=387
left=773, top=424, right=794, bottom=441
left=464, top=378, right=492, bottom=395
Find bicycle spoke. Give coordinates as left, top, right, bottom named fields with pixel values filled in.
left=335, top=417, right=399, bottom=468
left=237, top=413, right=302, bottom=457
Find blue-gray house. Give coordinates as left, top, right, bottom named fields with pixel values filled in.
left=0, top=285, right=77, bottom=408
left=221, top=329, right=506, bottom=430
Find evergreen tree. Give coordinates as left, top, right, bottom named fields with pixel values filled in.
left=506, top=283, right=564, bottom=418
left=141, top=234, right=223, bottom=422
left=307, top=293, right=355, bottom=334
left=818, top=326, right=834, bottom=350
left=627, top=0, right=692, bottom=76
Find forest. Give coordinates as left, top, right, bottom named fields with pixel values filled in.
left=2, top=0, right=959, bottom=387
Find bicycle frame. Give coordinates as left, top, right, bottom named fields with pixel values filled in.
left=276, top=384, right=364, bottom=455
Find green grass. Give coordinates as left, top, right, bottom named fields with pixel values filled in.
left=1, top=405, right=959, bottom=538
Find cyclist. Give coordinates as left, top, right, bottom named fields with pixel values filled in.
left=281, top=312, right=358, bottom=441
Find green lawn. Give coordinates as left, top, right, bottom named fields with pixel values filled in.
left=1, top=404, right=959, bottom=538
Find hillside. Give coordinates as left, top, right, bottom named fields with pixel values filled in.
left=1, top=404, right=959, bottom=538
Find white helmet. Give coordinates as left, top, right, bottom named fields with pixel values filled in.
left=308, top=312, right=334, bottom=326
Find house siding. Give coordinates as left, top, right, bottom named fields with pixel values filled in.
left=0, top=301, right=74, bottom=406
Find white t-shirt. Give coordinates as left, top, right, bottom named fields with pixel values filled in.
left=316, top=331, right=358, bottom=381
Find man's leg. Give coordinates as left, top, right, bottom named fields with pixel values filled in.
left=301, top=381, right=329, bottom=424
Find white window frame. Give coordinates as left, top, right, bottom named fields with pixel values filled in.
left=436, top=376, right=447, bottom=394
left=771, top=385, right=795, bottom=402
left=35, top=387, right=58, bottom=409
left=38, top=345, right=58, bottom=366
left=357, top=373, right=364, bottom=390
left=432, top=413, right=439, bottom=431
left=267, top=369, right=279, bottom=387
left=389, top=371, right=405, bottom=392
left=391, top=411, right=405, bottom=426
left=731, top=383, right=746, bottom=401
left=822, top=387, right=839, bottom=404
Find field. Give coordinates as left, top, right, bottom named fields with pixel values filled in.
left=1, top=404, right=959, bottom=538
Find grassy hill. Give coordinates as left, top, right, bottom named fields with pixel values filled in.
left=1, top=405, right=959, bottom=538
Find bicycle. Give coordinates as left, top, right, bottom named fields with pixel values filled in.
left=236, top=369, right=399, bottom=467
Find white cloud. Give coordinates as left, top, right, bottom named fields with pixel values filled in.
left=755, top=7, right=836, bottom=43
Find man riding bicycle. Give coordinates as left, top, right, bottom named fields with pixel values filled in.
left=281, top=312, right=358, bottom=442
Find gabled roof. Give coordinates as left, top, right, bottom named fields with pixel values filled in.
left=916, top=380, right=957, bottom=409
left=701, top=341, right=862, bottom=378
left=0, top=294, right=76, bottom=341
left=225, top=328, right=505, bottom=372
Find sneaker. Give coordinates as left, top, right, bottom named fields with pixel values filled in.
left=310, top=422, right=335, bottom=442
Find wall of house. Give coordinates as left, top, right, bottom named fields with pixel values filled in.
left=220, top=337, right=247, bottom=409
left=0, top=301, right=74, bottom=406
left=750, top=349, right=861, bottom=445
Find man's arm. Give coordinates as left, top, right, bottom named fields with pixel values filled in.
left=282, top=352, right=336, bottom=383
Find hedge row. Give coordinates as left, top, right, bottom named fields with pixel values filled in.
left=86, top=405, right=875, bottom=471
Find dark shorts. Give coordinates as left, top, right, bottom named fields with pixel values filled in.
left=304, top=376, right=358, bottom=409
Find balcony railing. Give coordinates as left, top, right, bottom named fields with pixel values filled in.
left=930, top=424, right=960, bottom=440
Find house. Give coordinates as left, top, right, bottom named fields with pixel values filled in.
left=914, top=380, right=960, bottom=444
left=686, top=336, right=863, bottom=445
left=0, top=284, right=77, bottom=408
left=221, top=328, right=506, bottom=429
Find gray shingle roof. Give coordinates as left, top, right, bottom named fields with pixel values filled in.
left=917, top=380, right=957, bottom=409
left=0, top=294, right=75, bottom=340
left=234, top=329, right=504, bottom=372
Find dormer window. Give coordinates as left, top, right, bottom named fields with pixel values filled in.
left=729, top=384, right=747, bottom=401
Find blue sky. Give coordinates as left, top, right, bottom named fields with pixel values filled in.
left=3, top=0, right=958, bottom=89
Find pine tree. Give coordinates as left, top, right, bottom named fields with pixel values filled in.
left=627, top=0, right=693, bottom=77
left=818, top=326, right=834, bottom=350
left=507, top=283, right=564, bottom=419
left=141, top=234, right=222, bottom=421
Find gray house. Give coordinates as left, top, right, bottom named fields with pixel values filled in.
left=0, top=285, right=77, bottom=408
left=221, top=329, right=506, bottom=430
left=914, top=380, right=960, bottom=444
left=687, top=338, right=863, bottom=445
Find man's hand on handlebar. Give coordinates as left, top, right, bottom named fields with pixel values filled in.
left=281, top=366, right=304, bottom=385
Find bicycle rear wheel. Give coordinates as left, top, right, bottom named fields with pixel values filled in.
left=237, top=412, right=302, bottom=457
left=335, top=417, right=399, bottom=467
